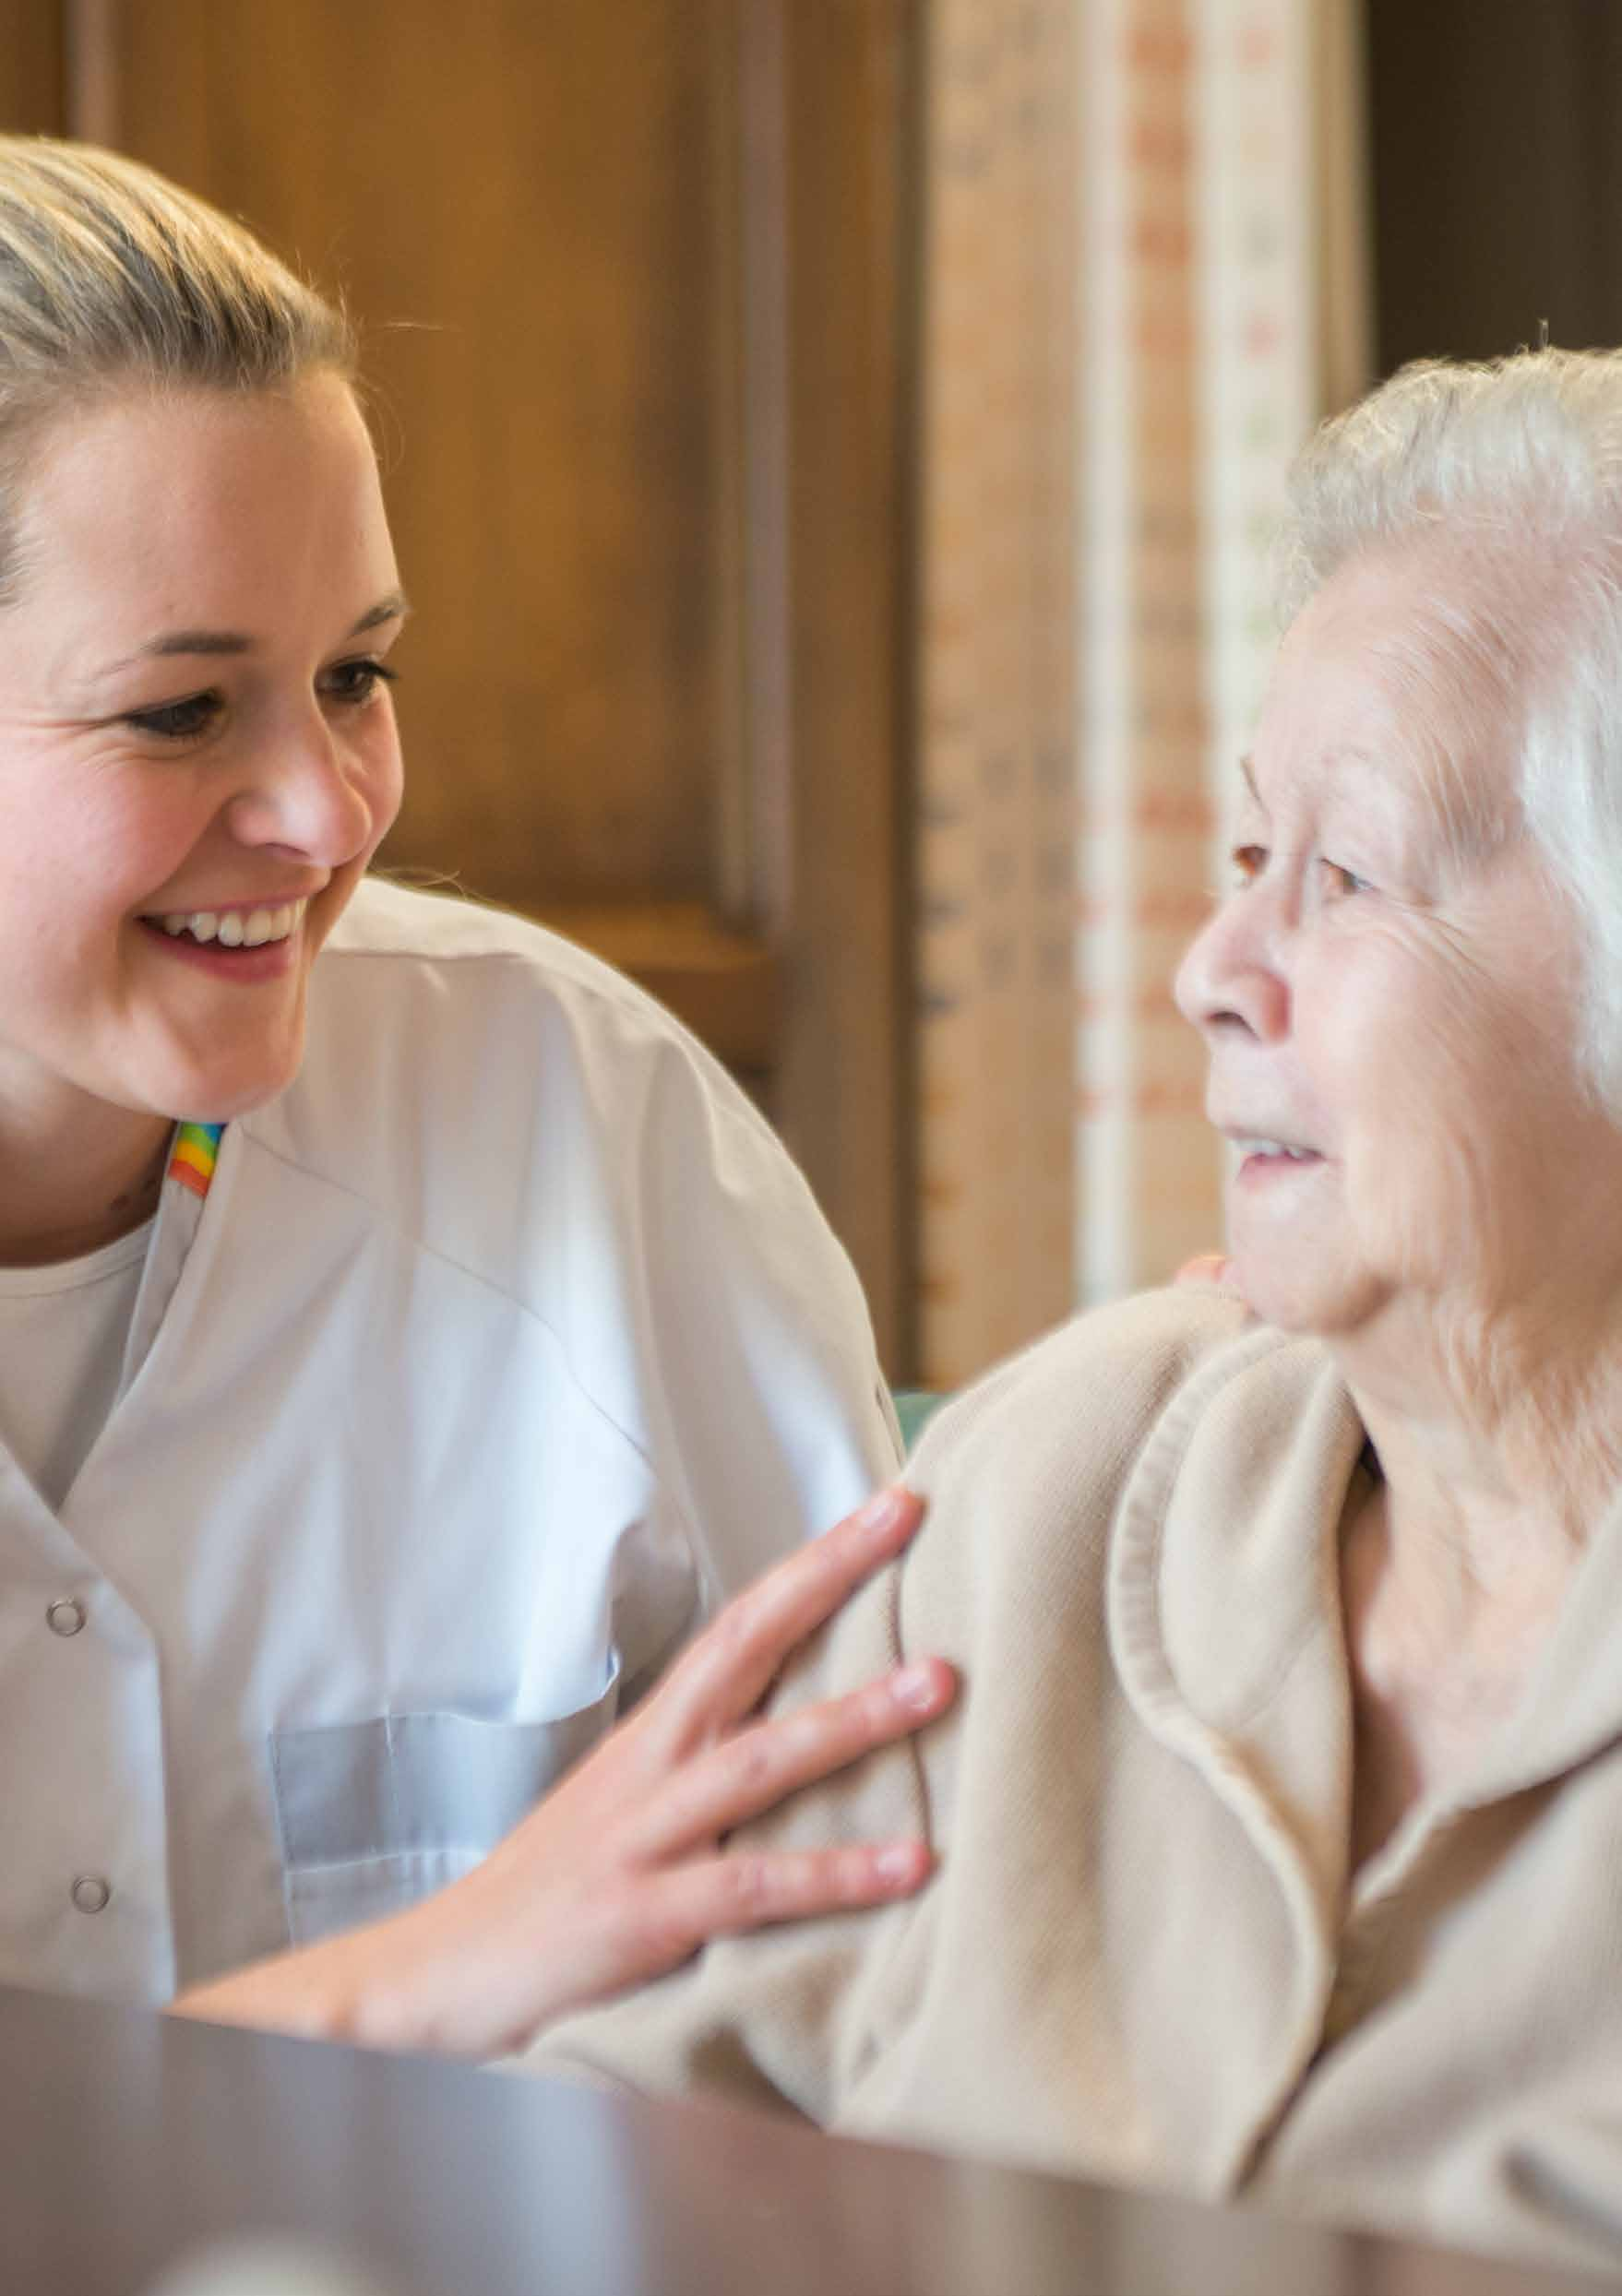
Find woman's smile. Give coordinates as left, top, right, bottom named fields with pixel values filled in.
left=134, top=898, right=308, bottom=984
left=148, top=898, right=308, bottom=949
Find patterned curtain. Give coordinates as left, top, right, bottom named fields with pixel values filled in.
left=915, top=0, right=1080, bottom=1389
left=915, top=0, right=1369, bottom=1387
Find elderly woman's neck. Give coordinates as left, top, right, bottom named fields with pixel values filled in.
left=0, top=1098, right=173, bottom=1267
left=1340, top=1296, right=1622, bottom=1565
left=1330, top=1301, right=1622, bottom=1859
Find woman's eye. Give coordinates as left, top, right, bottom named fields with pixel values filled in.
left=1323, top=859, right=1371, bottom=897
left=320, top=657, right=400, bottom=708
left=1231, top=842, right=1267, bottom=887
left=125, top=691, right=223, bottom=741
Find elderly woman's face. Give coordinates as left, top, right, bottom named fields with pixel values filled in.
left=1175, top=547, right=1622, bottom=1340
left=0, top=373, right=404, bottom=1132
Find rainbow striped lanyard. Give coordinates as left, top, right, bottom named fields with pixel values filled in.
left=166, top=1120, right=226, bottom=1202
left=114, top=1121, right=229, bottom=1401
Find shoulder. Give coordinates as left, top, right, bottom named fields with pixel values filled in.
left=249, top=878, right=799, bottom=1208
left=898, top=1291, right=1338, bottom=1636
left=315, top=875, right=745, bottom=1075
left=910, top=1285, right=1274, bottom=1500
left=234, top=883, right=881, bottom=1445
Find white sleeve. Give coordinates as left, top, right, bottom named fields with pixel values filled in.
left=626, top=1038, right=902, bottom=1610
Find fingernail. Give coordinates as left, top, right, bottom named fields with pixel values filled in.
left=894, top=1661, right=943, bottom=1710
left=875, top=1841, right=926, bottom=1884
left=857, top=1486, right=908, bottom=1533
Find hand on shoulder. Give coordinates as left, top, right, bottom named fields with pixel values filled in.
left=169, top=1488, right=954, bottom=2058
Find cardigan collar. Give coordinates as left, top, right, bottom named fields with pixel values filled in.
left=1108, top=1323, right=1366, bottom=1936
left=1110, top=1313, right=1622, bottom=1921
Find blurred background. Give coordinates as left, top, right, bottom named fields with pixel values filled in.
left=5, top=0, right=1616, bottom=1387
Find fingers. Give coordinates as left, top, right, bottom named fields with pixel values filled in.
left=612, top=1837, right=936, bottom=1984
left=1174, top=1252, right=1234, bottom=1288
left=649, top=1486, right=928, bottom=1748
left=627, top=1656, right=957, bottom=1860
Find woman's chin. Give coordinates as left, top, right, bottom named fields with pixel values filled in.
left=1223, top=1248, right=1389, bottom=1340
left=129, top=1033, right=305, bottom=1127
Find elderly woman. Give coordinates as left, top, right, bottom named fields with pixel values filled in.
left=0, top=135, right=956, bottom=2053
left=530, top=349, right=1622, bottom=2274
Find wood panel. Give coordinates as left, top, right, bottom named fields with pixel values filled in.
left=774, top=0, right=918, bottom=1372
left=530, top=899, right=778, bottom=1076
left=71, top=0, right=725, bottom=910
left=688, top=0, right=919, bottom=1365
left=0, top=0, right=64, bottom=133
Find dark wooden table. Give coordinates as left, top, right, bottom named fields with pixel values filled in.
left=0, top=1983, right=1606, bottom=2296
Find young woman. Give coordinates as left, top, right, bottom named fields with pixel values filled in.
left=0, top=137, right=951, bottom=2054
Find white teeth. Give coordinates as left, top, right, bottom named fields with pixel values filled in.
left=152, top=899, right=304, bottom=947
left=1237, top=1137, right=1315, bottom=1160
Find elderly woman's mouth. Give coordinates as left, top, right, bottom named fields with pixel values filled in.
left=1233, top=1136, right=1324, bottom=1171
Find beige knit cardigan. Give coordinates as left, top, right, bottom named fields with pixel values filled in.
left=528, top=1289, right=1622, bottom=2275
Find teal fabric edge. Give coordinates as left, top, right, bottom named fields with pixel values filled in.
left=892, top=1388, right=946, bottom=1451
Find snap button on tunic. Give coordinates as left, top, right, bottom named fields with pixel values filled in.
left=69, top=1875, right=111, bottom=1915
left=45, top=1599, right=84, bottom=1637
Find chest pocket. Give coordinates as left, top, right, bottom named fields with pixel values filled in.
left=268, top=1672, right=621, bottom=1946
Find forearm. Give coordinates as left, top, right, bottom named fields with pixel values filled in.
left=167, top=1891, right=481, bottom=2054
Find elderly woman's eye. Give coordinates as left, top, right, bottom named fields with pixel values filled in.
left=1323, top=859, right=1371, bottom=897
left=1230, top=843, right=1266, bottom=887
left=125, top=691, right=222, bottom=741
left=320, top=657, right=400, bottom=708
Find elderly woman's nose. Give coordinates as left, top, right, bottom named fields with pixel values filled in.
left=226, top=719, right=378, bottom=864
left=1174, top=894, right=1290, bottom=1042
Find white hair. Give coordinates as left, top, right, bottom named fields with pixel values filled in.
left=1278, top=348, right=1622, bottom=1110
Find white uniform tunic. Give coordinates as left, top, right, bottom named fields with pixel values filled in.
left=0, top=879, right=900, bottom=2004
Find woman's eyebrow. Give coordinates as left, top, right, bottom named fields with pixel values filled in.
left=1240, top=745, right=1411, bottom=804
left=97, top=591, right=411, bottom=676
left=348, top=590, right=411, bottom=637
left=119, top=629, right=253, bottom=665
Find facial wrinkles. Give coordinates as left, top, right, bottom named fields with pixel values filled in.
left=1196, top=541, right=1622, bottom=1431
left=1275, top=545, right=1527, bottom=876
left=1323, top=773, right=1421, bottom=896
left=1370, top=625, right=1518, bottom=875
left=1348, top=873, right=1589, bottom=1327
left=0, top=712, right=153, bottom=920
left=1345, top=924, right=1510, bottom=1294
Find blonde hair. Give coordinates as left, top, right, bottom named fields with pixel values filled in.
left=0, top=136, right=354, bottom=590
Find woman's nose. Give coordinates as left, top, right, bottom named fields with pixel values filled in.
left=1174, top=888, right=1291, bottom=1043
left=224, top=716, right=379, bottom=866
